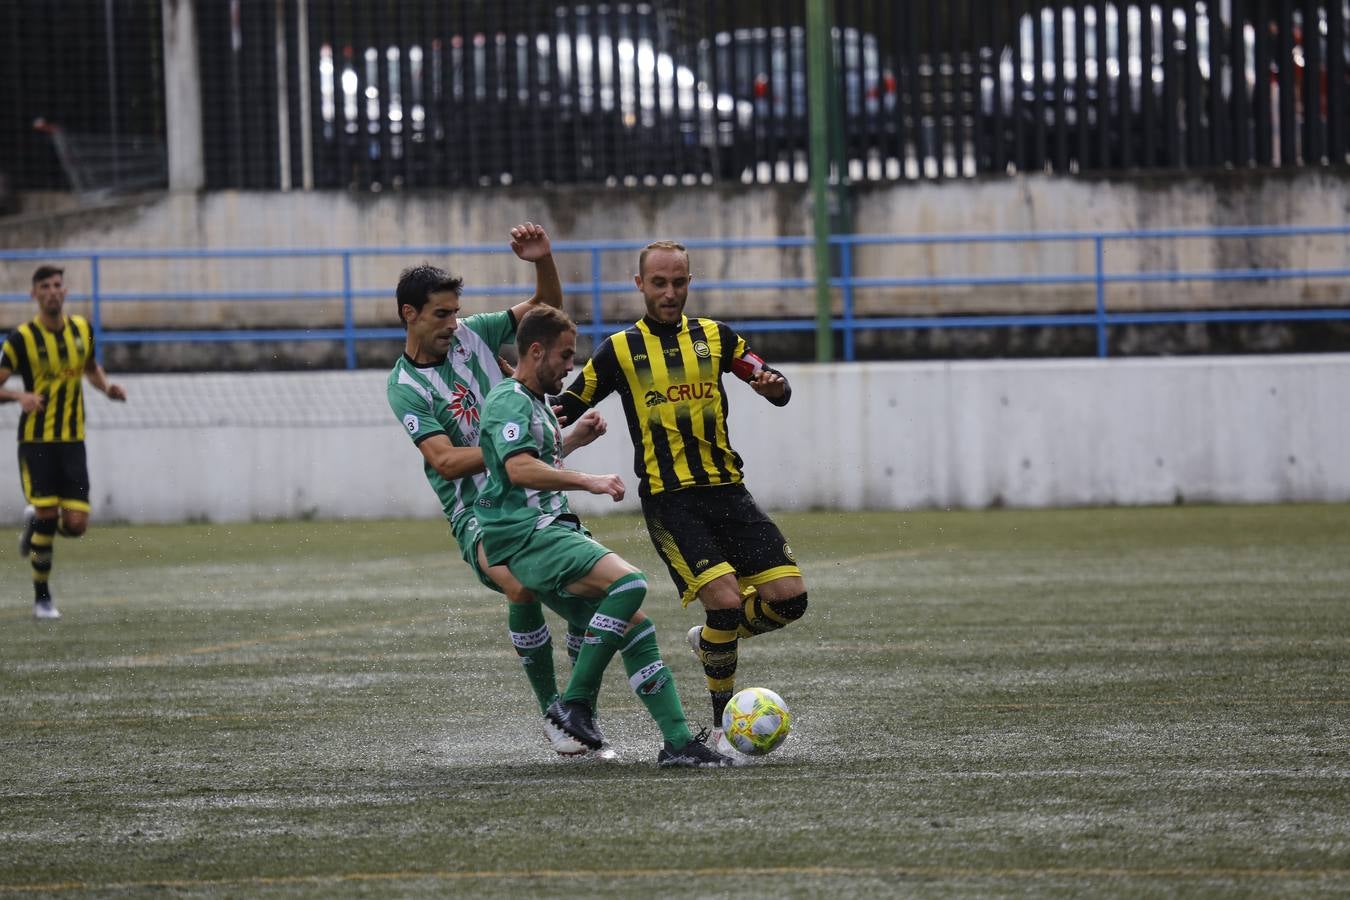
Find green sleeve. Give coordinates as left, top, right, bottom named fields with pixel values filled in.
left=462, top=310, right=516, bottom=350
left=480, top=385, right=531, bottom=464
left=387, top=380, right=444, bottom=445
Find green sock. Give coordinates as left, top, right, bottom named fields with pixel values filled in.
left=620, top=621, right=692, bottom=746
left=565, top=622, right=585, bottom=665
left=561, top=572, right=648, bottom=706
left=507, top=602, right=558, bottom=715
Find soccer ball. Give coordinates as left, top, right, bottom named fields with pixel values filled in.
left=721, top=687, right=791, bottom=756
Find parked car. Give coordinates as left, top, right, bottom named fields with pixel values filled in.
left=696, top=24, right=899, bottom=179
left=979, top=0, right=1349, bottom=169
left=314, top=3, right=712, bottom=185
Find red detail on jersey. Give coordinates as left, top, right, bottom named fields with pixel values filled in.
left=730, top=351, right=766, bottom=381
left=448, top=382, right=480, bottom=426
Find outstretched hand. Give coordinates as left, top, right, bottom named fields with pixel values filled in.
left=106, top=383, right=128, bottom=402
left=586, top=473, right=626, bottom=502
left=749, top=370, right=786, bottom=399
left=568, top=409, right=607, bottom=447
left=510, top=222, right=552, bottom=262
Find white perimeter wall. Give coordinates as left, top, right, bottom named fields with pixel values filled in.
left=1, top=355, right=1347, bottom=525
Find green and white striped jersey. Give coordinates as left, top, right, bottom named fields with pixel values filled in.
left=386, top=310, right=515, bottom=536
left=477, top=378, right=571, bottom=565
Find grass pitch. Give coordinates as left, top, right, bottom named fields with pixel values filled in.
left=2, top=505, right=1348, bottom=898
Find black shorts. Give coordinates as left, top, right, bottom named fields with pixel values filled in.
left=17, top=441, right=91, bottom=511
left=640, top=482, right=801, bottom=606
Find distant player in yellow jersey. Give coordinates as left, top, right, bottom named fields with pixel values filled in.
left=0, top=266, right=126, bottom=619
left=555, top=241, right=807, bottom=755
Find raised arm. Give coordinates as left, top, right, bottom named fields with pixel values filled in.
left=507, top=222, right=563, bottom=323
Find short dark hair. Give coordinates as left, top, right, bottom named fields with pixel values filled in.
left=516, top=306, right=576, bottom=353
left=32, top=265, right=64, bottom=285
left=395, top=264, right=463, bottom=326
left=638, top=240, right=688, bottom=277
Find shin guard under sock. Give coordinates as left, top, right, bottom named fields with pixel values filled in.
left=698, top=606, right=742, bottom=725
left=620, top=622, right=692, bottom=746
left=30, top=517, right=56, bottom=602
left=507, top=602, right=558, bottom=715
left=562, top=572, right=647, bottom=706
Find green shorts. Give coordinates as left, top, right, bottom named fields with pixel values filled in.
left=506, top=520, right=613, bottom=602
left=459, top=516, right=601, bottom=629
left=453, top=515, right=501, bottom=594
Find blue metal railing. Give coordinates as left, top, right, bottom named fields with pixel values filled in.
left=2, top=224, right=1347, bottom=366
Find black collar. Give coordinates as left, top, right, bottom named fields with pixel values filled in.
left=402, top=351, right=447, bottom=368
left=641, top=314, right=684, bottom=335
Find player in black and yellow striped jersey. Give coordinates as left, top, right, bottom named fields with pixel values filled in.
left=0, top=266, right=127, bottom=619
left=556, top=241, right=808, bottom=746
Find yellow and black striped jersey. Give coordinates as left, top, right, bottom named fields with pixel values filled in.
left=557, top=314, right=790, bottom=497
left=1, top=315, right=96, bottom=443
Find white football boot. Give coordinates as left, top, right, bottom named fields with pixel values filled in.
left=544, top=717, right=588, bottom=756
left=544, top=718, right=618, bottom=761
left=708, top=727, right=749, bottom=762
left=33, top=599, right=61, bottom=620
left=687, top=624, right=703, bottom=658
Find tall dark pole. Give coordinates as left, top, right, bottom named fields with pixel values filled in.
left=808, top=0, right=833, bottom=362
left=106, top=0, right=121, bottom=185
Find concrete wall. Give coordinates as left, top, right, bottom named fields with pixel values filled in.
left=2, top=356, right=1346, bottom=525
left=3, top=170, right=1347, bottom=336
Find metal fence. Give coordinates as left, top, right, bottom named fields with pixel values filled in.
left=2, top=224, right=1347, bottom=368
left=1, top=0, right=166, bottom=197
left=2, top=1, right=1347, bottom=197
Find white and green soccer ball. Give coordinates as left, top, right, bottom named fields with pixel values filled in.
left=721, top=687, right=791, bottom=756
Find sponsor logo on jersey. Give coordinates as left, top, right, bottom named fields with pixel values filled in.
left=695, top=559, right=709, bottom=570
left=632, top=353, right=648, bottom=362
left=783, top=542, right=795, bottom=562
left=403, top=414, right=420, bottom=434
left=501, top=422, right=521, bottom=441
left=693, top=340, right=711, bottom=359
left=664, top=382, right=717, bottom=402
left=644, top=390, right=667, bottom=407
left=448, top=382, right=480, bottom=427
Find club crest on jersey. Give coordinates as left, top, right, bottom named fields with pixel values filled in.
left=693, top=340, right=711, bottom=358
left=403, top=414, right=420, bottom=434
left=501, top=421, right=521, bottom=441
left=453, top=341, right=471, bottom=359
left=644, top=390, right=667, bottom=407
left=448, top=382, right=480, bottom=426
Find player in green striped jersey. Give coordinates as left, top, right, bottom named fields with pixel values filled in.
left=477, top=306, right=732, bottom=767
left=385, top=223, right=610, bottom=758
